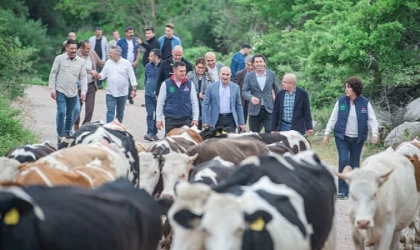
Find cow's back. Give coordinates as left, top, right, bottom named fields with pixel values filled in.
left=0, top=179, right=162, bottom=250
left=187, top=138, right=269, bottom=165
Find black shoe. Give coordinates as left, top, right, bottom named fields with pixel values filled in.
left=129, top=99, right=134, bottom=104
left=144, top=134, right=154, bottom=141
left=141, top=104, right=145, bottom=107
left=152, top=135, right=159, bottom=141
left=337, top=193, right=349, bottom=199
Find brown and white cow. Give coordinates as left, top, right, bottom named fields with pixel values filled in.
left=199, top=127, right=310, bottom=154
left=166, top=125, right=203, bottom=144
left=0, top=157, right=21, bottom=181
left=186, top=138, right=270, bottom=166
left=1, top=143, right=131, bottom=188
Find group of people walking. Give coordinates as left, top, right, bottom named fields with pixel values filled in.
left=49, top=23, right=380, bottom=199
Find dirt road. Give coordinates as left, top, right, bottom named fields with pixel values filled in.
left=15, top=85, right=369, bottom=250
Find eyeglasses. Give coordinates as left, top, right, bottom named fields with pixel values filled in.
left=283, top=81, right=294, bottom=84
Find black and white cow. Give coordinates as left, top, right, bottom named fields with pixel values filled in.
left=58, top=123, right=139, bottom=186
left=5, top=141, right=56, bottom=163
left=0, top=178, right=162, bottom=250
left=189, top=156, right=235, bottom=187
left=199, top=126, right=311, bottom=154
left=212, top=151, right=336, bottom=250
left=164, top=151, right=336, bottom=250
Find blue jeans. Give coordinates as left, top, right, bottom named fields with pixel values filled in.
left=336, top=136, right=364, bottom=195
left=56, top=91, right=78, bottom=137
left=72, top=94, right=81, bottom=127
left=106, top=94, right=127, bottom=123
left=145, top=95, right=157, bottom=135
left=280, top=122, right=292, bottom=132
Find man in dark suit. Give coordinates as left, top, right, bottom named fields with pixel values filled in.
left=242, top=55, right=280, bottom=133
left=155, top=45, right=193, bottom=96
left=271, top=73, right=314, bottom=136
left=233, top=55, right=253, bottom=124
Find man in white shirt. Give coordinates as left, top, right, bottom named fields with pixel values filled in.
left=107, top=30, right=120, bottom=58
left=98, top=45, right=137, bottom=123
left=205, top=52, right=224, bottom=82
left=117, top=26, right=140, bottom=104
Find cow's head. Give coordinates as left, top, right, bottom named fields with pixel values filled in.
left=0, top=157, right=21, bottom=181
left=138, top=152, right=160, bottom=195
left=167, top=182, right=212, bottom=250
left=200, top=191, right=274, bottom=250
left=336, top=165, right=392, bottom=230
left=160, top=153, right=198, bottom=199
left=199, top=126, right=227, bottom=140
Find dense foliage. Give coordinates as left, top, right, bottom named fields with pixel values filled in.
left=1, top=0, right=419, bottom=111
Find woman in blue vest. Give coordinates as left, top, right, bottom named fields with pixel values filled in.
left=323, top=77, right=379, bottom=199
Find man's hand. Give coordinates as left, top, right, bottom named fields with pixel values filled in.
left=51, top=92, right=56, bottom=100
left=239, top=125, right=246, bottom=132
left=271, top=131, right=277, bottom=134
left=156, top=121, right=163, bottom=130
left=80, top=94, right=86, bottom=103
left=306, top=130, right=314, bottom=136
left=202, top=123, right=208, bottom=128
left=136, top=37, right=142, bottom=44
left=199, top=93, right=205, bottom=99
left=371, top=136, right=378, bottom=144
left=251, top=96, right=260, bottom=105
left=133, top=62, right=138, bottom=69
left=323, top=135, right=329, bottom=144
left=191, top=120, right=198, bottom=126
left=91, top=70, right=98, bottom=78
left=130, top=90, right=137, bottom=98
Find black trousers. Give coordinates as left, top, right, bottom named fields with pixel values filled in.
left=75, top=82, right=96, bottom=125
left=249, top=107, right=272, bottom=133
left=216, top=113, right=237, bottom=133
left=165, top=117, right=191, bottom=135
left=243, top=100, right=249, bottom=124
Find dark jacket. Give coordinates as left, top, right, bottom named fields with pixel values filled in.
left=145, top=60, right=161, bottom=97
left=233, top=68, right=249, bottom=106
left=271, top=86, right=313, bottom=135
left=140, top=36, right=160, bottom=66
left=163, top=77, right=192, bottom=119
left=155, top=57, right=193, bottom=96
left=334, top=95, right=369, bottom=143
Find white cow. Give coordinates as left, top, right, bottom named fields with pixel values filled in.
left=395, top=139, right=420, bottom=250
left=337, top=148, right=420, bottom=250
left=138, top=152, right=161, bottom=196
left=0, top=157, right=20, bottom=181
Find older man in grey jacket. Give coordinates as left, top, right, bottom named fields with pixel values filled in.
left=242, top=54, right=280, bottom=133
left=205, top=52, right=224, bottom=82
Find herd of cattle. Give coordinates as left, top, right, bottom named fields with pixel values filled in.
left=1, top=119, right=420, bottom=250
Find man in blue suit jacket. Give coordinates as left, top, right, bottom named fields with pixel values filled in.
left=271, top=73, right=314, bottom=136
left=202, top=67, right=245, bottom=133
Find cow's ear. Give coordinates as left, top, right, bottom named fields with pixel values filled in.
left=188, top=154, right=198, bottom=164
left=335, top=166, right=352, bottom=183
left=156, top=198, right=174, bottom=216
left=173, top=209, right=203, bottom=229
left=244, top=210, right=272, bottom=231
left=0, top=188, right=45, bottom=225
left=378, top=169, right=393, bottom=186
